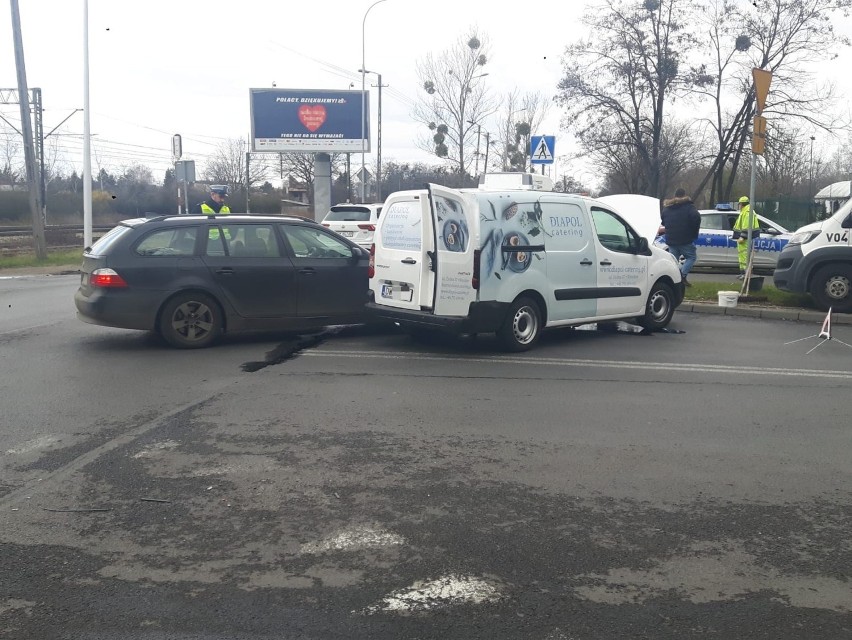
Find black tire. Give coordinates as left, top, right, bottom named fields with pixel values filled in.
left=158, top=292, right=223, bottom=349
left=497, top=297, right=542, bottom=352
left=809, top=264, right=852, bottom=313
left=637, top=281, right=675, bottom=331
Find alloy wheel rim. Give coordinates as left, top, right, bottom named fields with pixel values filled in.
left=172, top=301, right=214, bottom=341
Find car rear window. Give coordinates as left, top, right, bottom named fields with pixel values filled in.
left=324, top=206, right=378, bottom=222
left=87, top=225, right=133, bottom=255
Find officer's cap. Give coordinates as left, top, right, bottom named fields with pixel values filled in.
left=210, top=185, right=229, bottom=196
left=738, top=195, right=749, bottom=204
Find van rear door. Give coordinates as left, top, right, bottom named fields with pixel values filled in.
left=372, top=191, right=434, bottom=311
left=428, top=185, right=478, bottom=316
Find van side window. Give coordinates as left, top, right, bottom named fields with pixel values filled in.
left=590, top=207, right=638, bottom=254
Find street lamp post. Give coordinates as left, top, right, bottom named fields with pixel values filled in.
left=360, top=69, right=383, bottom=201
left=361, top=0, right=387, bottom=203
left=809, top=135, right=816, bottom=219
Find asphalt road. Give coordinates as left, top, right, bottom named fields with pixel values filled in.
left=1, top=273, right=851, bottom=639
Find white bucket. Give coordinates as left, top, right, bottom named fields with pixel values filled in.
left=718, top=291, right=739, bottom=308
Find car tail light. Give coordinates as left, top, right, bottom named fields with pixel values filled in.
left=90, top=268, right=128, bottom=288
left=472, top=249, right=481, bottom=290
left=368, top=243, right=375, bottom=279
left=358, top=224, right=376, bottom=231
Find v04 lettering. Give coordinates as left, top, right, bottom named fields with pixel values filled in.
left=825, top=232, right=849, bottom=242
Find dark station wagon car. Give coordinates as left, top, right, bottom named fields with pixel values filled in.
left=74, top=214, right=370, bottom=348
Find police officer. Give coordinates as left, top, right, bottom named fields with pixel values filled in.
left=193, top=185, right=231, bottom=215
left=733, top=195, right=759, bottom=278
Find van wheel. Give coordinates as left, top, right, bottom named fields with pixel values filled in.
left=810, top=264, right=852, bottom=313
left=637, top=282, right=675, bottom=330
left=498, top=297, right=541, bottom=352
left=159, top=292, right=222, bottom=349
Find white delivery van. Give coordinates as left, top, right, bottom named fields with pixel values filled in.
left=773, top=200, right=852, bottom=312
left=366, top=178, right=684, bottom=351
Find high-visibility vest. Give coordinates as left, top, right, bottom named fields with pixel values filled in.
left=733, top=205, right=757, bottom=231
left=199, top=202, right=230, bottom=215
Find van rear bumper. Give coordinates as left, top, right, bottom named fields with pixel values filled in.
left=366, top=295, right=508, bottom=334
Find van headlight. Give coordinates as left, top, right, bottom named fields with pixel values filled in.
left=787, top=230, right=820, bottom=246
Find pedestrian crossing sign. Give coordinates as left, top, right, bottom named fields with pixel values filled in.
left=530, top=136, right=555, bottom=164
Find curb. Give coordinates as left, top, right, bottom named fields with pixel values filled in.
left=679, top=301, right=852, bottom=325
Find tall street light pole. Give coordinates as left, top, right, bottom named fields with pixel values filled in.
left=360, top=69, right=384, bottom=201
left=361, top=0, right=387, bottom=203
left=810, top=135, right=816, bottom=219
left=83, top=0, right=92, bottom=248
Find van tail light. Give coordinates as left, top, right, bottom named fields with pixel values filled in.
left=358, top=224, right=376, bottom=231
left=368, top=243, right=375, bottom=279
left=472, top=249, right=481, bottom=290
left=90, top=268, right=128, bottom=288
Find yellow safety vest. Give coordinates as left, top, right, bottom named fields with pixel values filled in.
left=733, top=205, right=757, bottom=231
left=199, top=202, right=230, bottom=215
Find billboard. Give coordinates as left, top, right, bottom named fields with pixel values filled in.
left=250, top=88, right=369, bottom=153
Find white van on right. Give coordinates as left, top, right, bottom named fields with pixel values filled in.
left=367, top=180, right=684, bottom=351
left=773, top=199, right=852, bottom=312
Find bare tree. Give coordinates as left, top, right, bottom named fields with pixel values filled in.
left=412, top=30, right=498, bottom=176
left=204, top=138, right=271, bottom=192
left=557, top=0, right=699, bottom=198
left=490, top=90, right=552, bottom=172
left=1, top=129, right=22, bottom=184
left=691, top=0, right=852, bottom=202
left=279, top=152, right=347, bottom=204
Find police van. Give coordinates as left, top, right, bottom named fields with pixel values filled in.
left=773, top=199, right=852, bottom=312
left=366, top=175, right=684, bottom=351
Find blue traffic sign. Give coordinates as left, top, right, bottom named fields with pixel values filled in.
left=530, top=136, right=555, bottom=164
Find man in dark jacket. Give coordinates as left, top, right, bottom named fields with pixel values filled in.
left=658, top=188, right=701, bottom=286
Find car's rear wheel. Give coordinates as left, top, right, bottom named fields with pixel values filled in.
left=497, top=296, right=542, bottom=352
left=637, top=281, right=675, bottom=330
left=810, top=264, right=852, bottom=313
left=159, top=292, right=222, bottom=349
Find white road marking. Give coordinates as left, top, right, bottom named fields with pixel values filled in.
left=306, top=350, right=852, bottom=379
left=361, top=574, right=502, bottom=613
left=6, top=435, right=59, bottom=455
left=132, top=440, right=180, bottom=459
left=300, top=525, right=405, bottom=554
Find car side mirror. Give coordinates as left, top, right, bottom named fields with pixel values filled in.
left=637, top=237, right=652, bottom=255
left=764, top=227, right=781, bottom=235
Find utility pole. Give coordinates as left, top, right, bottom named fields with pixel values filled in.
left=9, top=0, right=46, bottom=259
left=360, top=69, right=387, bottom=201
left=245, top=151, right=251, bottom=213
left=374, top=73, right=386, bottom=201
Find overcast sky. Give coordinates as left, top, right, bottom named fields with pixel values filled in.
left=2, top=0, right=852, bottom=184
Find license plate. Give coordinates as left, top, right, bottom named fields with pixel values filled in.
left=340, top=231, right=354, bottom=237
left=381, top=284, right=393, bottom=298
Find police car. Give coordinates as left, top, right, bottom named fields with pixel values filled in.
left=655, top=203, right=792, bottom=270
